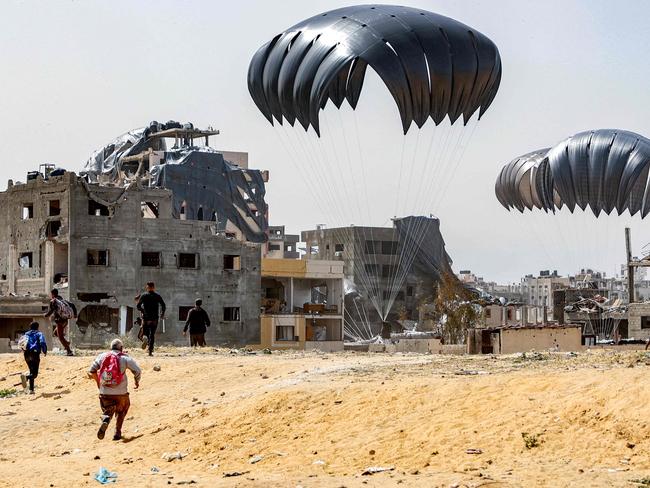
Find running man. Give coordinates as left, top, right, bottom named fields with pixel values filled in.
left=44, top=289, right=76, bottom=356
left=136, top=282, right=166, bottom=356
left=88, top=339, right=141, bottom=441
left=20, top=322, right=47, bottom=394
left=183, top=299, right=211, bottom=346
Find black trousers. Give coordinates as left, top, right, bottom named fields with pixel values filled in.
left=143, top=320, right=158, bottom=353
left=24, top=351, right=40, bottom=391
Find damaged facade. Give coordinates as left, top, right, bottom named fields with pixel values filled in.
left=1, top=122, right=268, bottom=348
left=302, top=217, right=453, bottom=337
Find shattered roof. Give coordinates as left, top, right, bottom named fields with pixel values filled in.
left=81, top=120, right=268, bottom=243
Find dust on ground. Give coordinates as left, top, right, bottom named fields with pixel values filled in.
left=1, top=347, right=649, bottom=487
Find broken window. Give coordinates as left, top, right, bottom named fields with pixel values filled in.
left=381, top=241, right=398, bottom=255
left=268, top=244, right=281, bottom=251
left=141, top=252, right=161, bottom=267
left=88, top=200, right=109, bottom=216
left=223, top=307, right=240, bottom=322
left=382, top=290, right=404, bottom=301
left=364, top=240, right=380, bottom=254
left=87, top=249, right=109, bottom=266
left=381, top=264, right=395, bottom=278
left=197, top=207, right=204, bottom=221
left=276, top=325, right=295, bottom=341
left=22, top=204, right=34, bottom=220
left=485, top=308, right=492, bottom=319
left=49, top=200, right=61, bottom=216
left=1, top=274, right=6, bottom=281
left=642, top=316, right=650, bottom=329
left=19, top=252, right=33, bottom=269
left=406, top=286, right=413, bottom=297
left=335, top=243, right=344, bottom=252
left=364, top=264, right=380, bottom=275
left=180, top=201, right=187, bottom=220
left=46, top=220, right=62, bottom=239
left=178, top=253, right=198, bottom=269
left=178, top=306, right=193, bottom=321
left=224, top=255, right=241, bottom=271
left=141, top=201, right=159, bottom=219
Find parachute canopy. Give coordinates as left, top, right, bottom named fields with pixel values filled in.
left=495, top=129, right=650, bottom=217
left=248, top=4, right=502, bottom=135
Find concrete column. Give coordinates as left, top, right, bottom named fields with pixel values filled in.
left=44, top=240, right=54, bottom=294
left=119, top=305, right=127, bottom=336
left=8, top=244, right=16, bottom=293
left=289, top=277, right=294, bottom=311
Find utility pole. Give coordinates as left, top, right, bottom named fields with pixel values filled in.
left=626, top=227, right=634, bottom=304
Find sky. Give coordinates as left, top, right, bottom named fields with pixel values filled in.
left=1, top=0, right=649, bottom=284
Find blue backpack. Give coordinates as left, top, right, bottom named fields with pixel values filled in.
left=24, top=332, right=42, bottom=353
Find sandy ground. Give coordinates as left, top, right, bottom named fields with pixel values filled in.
left=1, top=347, right=649, bottom=488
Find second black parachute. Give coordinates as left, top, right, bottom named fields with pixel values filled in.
left=496, top=129, right=650, bottom=217
left=248, top=4, right=502, bottom=135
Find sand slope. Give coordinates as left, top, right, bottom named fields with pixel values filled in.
left=1, top=348, right=649, bottom=487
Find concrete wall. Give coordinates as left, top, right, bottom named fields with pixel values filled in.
left=498, top=327, right=582, bottom=354
left=0, top=173, right=72, bottom=297
left=627, top=303, right=650, bottom=341
left=0, top=173, right=262, bottom=348
left=67, top=179, right=261, bottom=347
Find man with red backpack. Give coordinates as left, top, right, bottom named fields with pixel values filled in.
left=88, top=339, right=141, bottom=441
left=44, top=289, right=76, bottom=356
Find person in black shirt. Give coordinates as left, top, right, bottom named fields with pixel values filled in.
left=136, top=282, right=166, bottom=356
left=183, top=299, right=211, bottom=347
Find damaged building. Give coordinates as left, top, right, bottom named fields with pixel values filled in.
left=0, top=121, right=268, bottom=348
left=302, top=216, right=454, bottom=338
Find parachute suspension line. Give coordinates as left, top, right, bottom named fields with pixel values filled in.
left=276, top=124, right=380, bottom=337
left=351, top=110, right=386, bottom=325
left=388, top=119, right=474, bottom=314
left=307, top=114, right=384, bottom=321
left=383, top=130, right=422, bottom=319
left=337, top=109, right=385, bottom=316
left=327, top=122, right=389, bottom=321
left=433, top=118, right=480, bottom=212
left=277, top=123, right=383, bottom=336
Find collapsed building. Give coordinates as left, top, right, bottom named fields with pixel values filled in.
left=301, top=216, right=454, bottom=339
left=0, top=121, right=268, bottom=348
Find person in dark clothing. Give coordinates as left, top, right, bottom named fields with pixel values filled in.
left=20, top=322, right=47, bottom=394
left=183, top=299, right=211, bottom=347
left=44, top=288, right=76, bottom=356
left=136, top=282, right=166, bottom=356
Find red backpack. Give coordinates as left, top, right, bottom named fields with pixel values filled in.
left=98, top=352, right=125, bottom=387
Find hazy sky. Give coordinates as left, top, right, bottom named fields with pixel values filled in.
left=1, top=0, right=648, bottom=283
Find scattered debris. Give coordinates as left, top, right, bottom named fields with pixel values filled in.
left=249, top=454, right=264, bottom=464
left=466, top=449, right=483, bottom=455
left=223, top=471, right=250, bottom=478
left=153, top=365, right=161, bottom=372
left=454, top=370, right=488, bottom=376
left=631, top=477, right=650, bottom=486
left=151, top=466, right=160, bottom=473
left=627, top=442, right=636, bottom=449
left=313, top=460, right=326, bottom=465
left=362, top=466, right=395, bottom=475
left=161, top=452, right=187, bottom=462
left=94, top=467, right=118, bottom=484
left=0, top=388, right=17, bottom=398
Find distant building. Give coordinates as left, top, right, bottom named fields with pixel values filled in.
left=260, top=258, right=344, bottom=351
left=302, top=217, right=453, bottom=338
left=266, top=225, right=299, bottom=259
left=467, top=324, right=582, bottom=354
left=0, top=122, right=268, bottom=348
left=520, top=271, right=570, bottom=320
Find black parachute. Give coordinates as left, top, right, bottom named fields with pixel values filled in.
left=495, top=129, right=650, bottom=217
left=248, top=4, right=502, bottom=135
